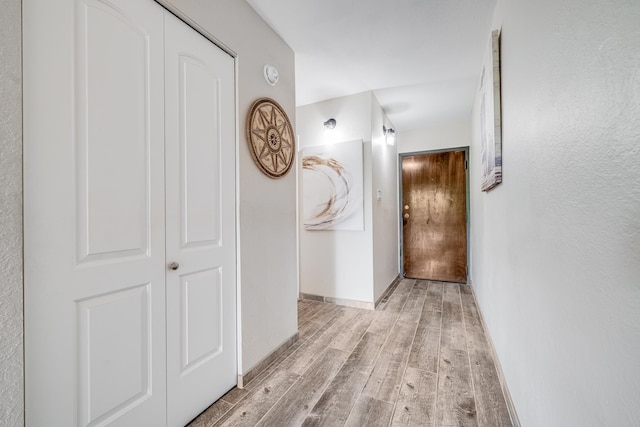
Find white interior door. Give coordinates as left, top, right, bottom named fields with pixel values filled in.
left=24, top=0, right=167, bottom=425
left=164, top=12, right=237, bottom=427
left=24, top=1, right=237, bottom=426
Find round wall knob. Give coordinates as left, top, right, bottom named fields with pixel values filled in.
left=168, top=262, right=180, bottom=271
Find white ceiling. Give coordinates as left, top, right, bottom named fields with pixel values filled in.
left=246, top=0, right=497, bottom=132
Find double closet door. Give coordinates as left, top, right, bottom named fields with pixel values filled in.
left=24, top=0, right=236, bottom=425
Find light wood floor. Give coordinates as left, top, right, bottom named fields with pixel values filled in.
left=188, top=279, right=514, bottom=427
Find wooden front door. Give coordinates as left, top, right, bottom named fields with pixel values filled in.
left=401, top=151, right=467, bottom=282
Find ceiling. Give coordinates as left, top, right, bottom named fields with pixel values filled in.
left=246, top=0, right=496, bottom=132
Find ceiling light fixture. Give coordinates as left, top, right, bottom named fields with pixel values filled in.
left=383, top=125, right=396, bottom=146
left=324, top=118, right=337, bottom=130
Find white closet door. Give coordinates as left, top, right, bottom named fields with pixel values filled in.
left=24, top=0, right=167, bottom=425
left=163, top=12, right=237, bottom=426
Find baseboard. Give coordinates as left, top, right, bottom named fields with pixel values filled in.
left=237, top=332, right=299, bottom=389
left=299, top=292, right=375, bottom=310
left=374, top=275, right=402, bottom=308
left=468, top=286, right=521, bottom=427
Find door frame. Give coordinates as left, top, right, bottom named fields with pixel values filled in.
left=398, top=146, right=470, bottom=283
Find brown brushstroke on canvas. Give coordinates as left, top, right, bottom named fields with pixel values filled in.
left=402, top=151, right=467, bottom=282
left=302, top=155, right=352, bottom=229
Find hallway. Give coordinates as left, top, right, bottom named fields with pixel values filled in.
left=188, top=279, right=514, bottom=426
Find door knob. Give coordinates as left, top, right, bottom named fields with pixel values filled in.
left=404, top=213, right=410, bottom=219
left=168, top=261, right=180, bottom=271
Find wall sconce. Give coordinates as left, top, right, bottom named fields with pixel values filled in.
left=324, top=118, right=337, bottom=130
left=264, top=64, right=279, bottom=86
left=383, top=125, right=396, bottom=146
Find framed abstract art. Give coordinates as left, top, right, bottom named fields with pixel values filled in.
left=479, top=29, right=503, bottom=191
left=302, top=140, right=364, bottom=231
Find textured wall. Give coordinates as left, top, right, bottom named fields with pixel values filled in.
left=470, top=0, right=640, bottom=425
left=0, top=0, right=24, bottom=425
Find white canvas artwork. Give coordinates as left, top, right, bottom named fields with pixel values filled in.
left=302, top=140, right=364, bottom=231
left=479, top=29, right=503, bottom=191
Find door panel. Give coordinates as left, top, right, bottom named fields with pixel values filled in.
left=180, top=268, right=223, bottom=371
left=24, top=0, right=166, bottom=425
left=164, top=12, right=237, bottom=427
left=77, top=0, right=151, bottom=262
left=179, top=56, right=222, bottom=247
left=402, top=151, right=467, bottom=282
left=77, top=284, right=152, bottom=425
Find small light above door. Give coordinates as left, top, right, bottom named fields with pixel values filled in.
left=383, top=125, right=396, bottom=146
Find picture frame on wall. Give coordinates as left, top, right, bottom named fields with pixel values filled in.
left=479, top=29, right=503, bottom=192
left=302, top=140, right=364, bottom=231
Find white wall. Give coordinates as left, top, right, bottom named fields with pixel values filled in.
left=297, top=92, right=399, bottom=304
left=470, top=0, right=640, bottom=425
left=0, top=0, right=23, bottom=424
left=297, top=92, right=375, bottom=303
left=163, top=0, right=298, bottom=374
left=397, top=119, right=471, bottom=154
left=371, top=96, right=400, bottom=301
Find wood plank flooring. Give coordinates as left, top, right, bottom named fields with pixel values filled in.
left=187, top=280, right=513, bottom=427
